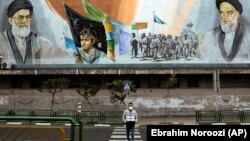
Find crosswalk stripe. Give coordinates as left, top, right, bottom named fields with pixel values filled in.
left=112, top=132, right=140, bottom=134
left=115, top=126, right=125, bottom=128
left=110, top=126, right=143, bottom=141
left=111, top=135, right=141, bottom=138
left=109, top=140, right=143, bottom=141
left=115, top=125, right=139, bottom=128
left=113, top=129, right=139, bottom=132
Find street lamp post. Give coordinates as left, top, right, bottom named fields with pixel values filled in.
left=213, top=70, right=220, bottom=112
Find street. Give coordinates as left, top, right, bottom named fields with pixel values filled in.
left=64, top=125, right=147, bottom=141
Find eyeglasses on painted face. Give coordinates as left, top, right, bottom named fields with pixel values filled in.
left=12, top=15, right=31, bottom=21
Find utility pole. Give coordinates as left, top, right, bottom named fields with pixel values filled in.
left=213, top=69, right=220, bottom=112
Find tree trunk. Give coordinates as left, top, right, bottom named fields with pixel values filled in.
left=51, top=93, right=55, bottom=111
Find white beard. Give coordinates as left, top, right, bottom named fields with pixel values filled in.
left=221, top=18, right=238, bottom=33
left=11, top=24, right=31, bottom=38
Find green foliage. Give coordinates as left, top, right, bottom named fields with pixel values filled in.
left=38, top=78, right=69, bottom=93
left=164, top=74, right=178, bottom=122
left=165, top=74, right=178, bottom=101
left=166, top=74, right=177, bottom=88
left=76, top=81, right=100, bottom=109
left=38, top=78, right=69, bottom=110
left=107, top=79, right=136, bottom=105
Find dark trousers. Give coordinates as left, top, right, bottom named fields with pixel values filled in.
left=126, top=122, right=135, bottom=141
left=132, top=46, right=138, bottom=57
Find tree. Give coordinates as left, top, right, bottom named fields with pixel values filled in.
left=38, top=78, right=69, bottom=111
left=166, top=74, right=177, bottom=100
left=164, top=74, right=177, bottom=123
left=76, top=81, right=100, bottom=110
left=107, top=79, right=136, bottom=105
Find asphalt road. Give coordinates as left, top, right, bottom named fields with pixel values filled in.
left=64, top=125, right=147, bottom=141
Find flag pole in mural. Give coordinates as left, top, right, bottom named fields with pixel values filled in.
left=153, top=11, right=167, bottom=34
left=131, top=22, right=148, bottom=47
left=131, top=22, right=148, bottom=35
left=81, top=0, right=115, bottom=62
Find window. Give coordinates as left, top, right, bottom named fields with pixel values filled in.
left=68, top=79, right=81, bottom=88
left=187, top=76, right=199, bottom=88
left=148, top=77, right=160, bottom=88
left=30, top=78, right=43, bottom=88
left=11, top=78, right=23, bottom=88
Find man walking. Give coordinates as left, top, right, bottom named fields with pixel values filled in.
left=122, top=102, right=138, bottom=141
left=131, top=33, right=138, bottom=58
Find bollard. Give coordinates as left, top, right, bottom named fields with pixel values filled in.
left=76, top=102, right=82, bottom=122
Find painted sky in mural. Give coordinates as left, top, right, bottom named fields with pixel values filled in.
left=0, top=0, right=250, bottom=66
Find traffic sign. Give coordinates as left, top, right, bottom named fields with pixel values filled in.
left=123, top=81, right=131, bottom=92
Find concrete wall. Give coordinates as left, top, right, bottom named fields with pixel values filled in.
left=1, top=88, right=250, bottom=117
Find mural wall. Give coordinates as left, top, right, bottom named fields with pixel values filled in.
left=1, top=0, right=250, bottom=67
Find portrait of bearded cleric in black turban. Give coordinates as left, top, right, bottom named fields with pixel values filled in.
left=201, top=0, right=250, bottom=63
left=0, top=0, right=72, bottom=66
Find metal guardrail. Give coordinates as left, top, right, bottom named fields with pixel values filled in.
left=0, top=109, right=123, bottom=125
left=243, top=110, right=250, bottom=123
left=33, top=110, right=55, bottom=117
left=57, top=110, right=78, bottom=123
left=80, top=111, right=102, bottom=124
left=0, top=116, right=75, bottom=141
left=219, top=110, right=242, bottom=123
left=196, top=110, right=219, bottom=124
left=196, top=110, right=249, bottom=124
left=103, top=111, right=123, bottom=124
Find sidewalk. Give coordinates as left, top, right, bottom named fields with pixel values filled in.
left=138, top=116, right=196, bottom=125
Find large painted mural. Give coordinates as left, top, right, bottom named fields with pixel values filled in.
left=0, top=0, right=250, bottom=67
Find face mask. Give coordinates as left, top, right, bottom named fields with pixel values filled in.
left=129, top=107, right=133, bottom=110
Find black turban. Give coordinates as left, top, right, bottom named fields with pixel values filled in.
left=216, top=0, right=243, bottom=14
left=7, top=0, right=33, bottom=17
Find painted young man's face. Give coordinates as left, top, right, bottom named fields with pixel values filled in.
left=80, top=35, right=94, bottom=52
left=219, top=2, right=240, bottom=33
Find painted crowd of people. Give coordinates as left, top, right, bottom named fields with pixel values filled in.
left=131, top=26, right=200, bottom=62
